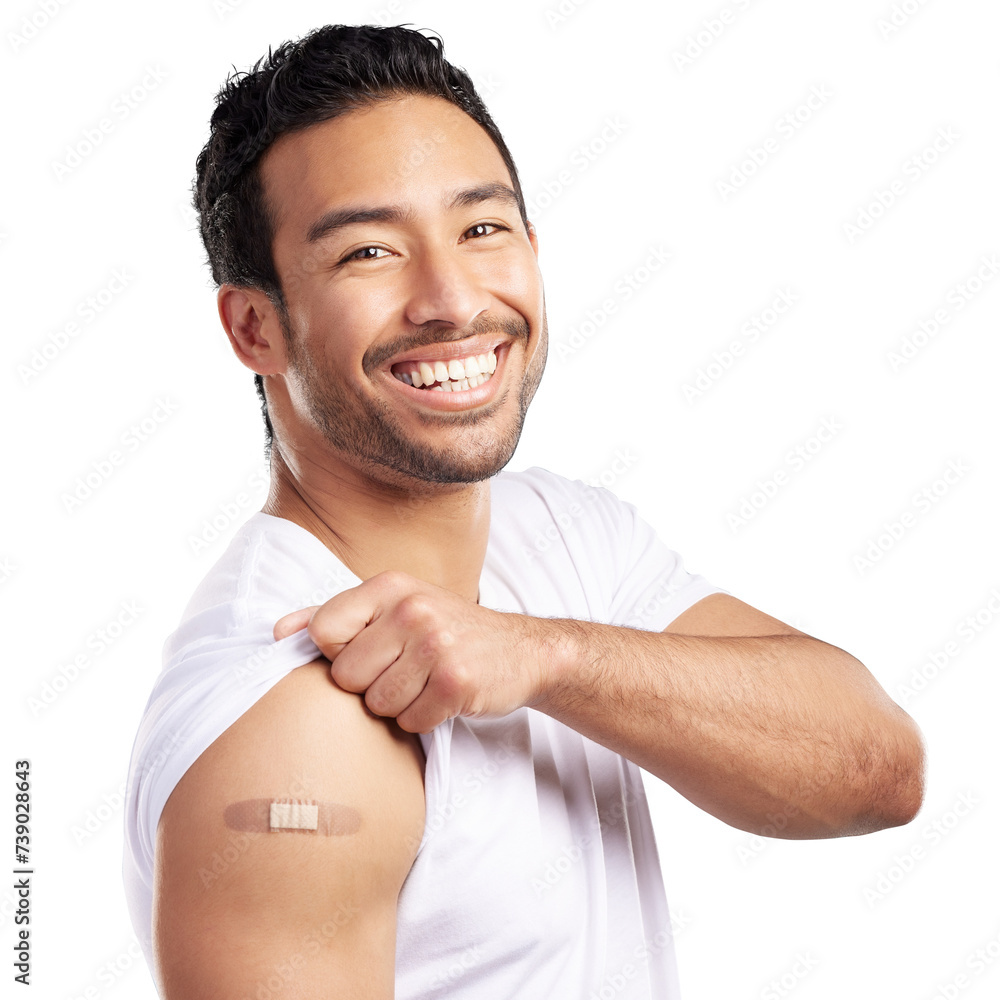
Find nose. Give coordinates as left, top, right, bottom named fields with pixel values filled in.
left=403, top=242, right=490, bottom=330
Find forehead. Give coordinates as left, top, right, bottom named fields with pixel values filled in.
left=259, top=93, right=513, bottom=244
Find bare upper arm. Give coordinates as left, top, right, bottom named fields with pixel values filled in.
left=153, top=659, right=426, bottom=999
left=664, top=592, right=809, bottom=637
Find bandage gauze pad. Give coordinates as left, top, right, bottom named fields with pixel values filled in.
left=270, top=801, right=319, bottom=831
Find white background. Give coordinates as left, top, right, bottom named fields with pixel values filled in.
left=3, top=0, right=999, bottom=997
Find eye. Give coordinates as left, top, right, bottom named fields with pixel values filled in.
left=339, top=245, right=392, bottom=264
left=463, top=222, right=510, bottom=240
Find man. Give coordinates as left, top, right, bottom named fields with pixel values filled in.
left=123, top=23, right=925, bottom=999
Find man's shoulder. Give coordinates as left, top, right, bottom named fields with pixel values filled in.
left=169, top=512, right=356, bottom=652
left=492, top=464, right=608, bottom=513
left=154, top=659, right=425, bottom=997
left=490, top=465, right=634, bottom=546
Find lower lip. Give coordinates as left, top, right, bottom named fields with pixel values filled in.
left=382, top=344, right=509, bottom=411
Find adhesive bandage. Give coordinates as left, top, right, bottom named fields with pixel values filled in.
left=223, top=798, right=362, bottom=835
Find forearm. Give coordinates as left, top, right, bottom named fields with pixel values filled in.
left=526, top=619, right=925, bottom=838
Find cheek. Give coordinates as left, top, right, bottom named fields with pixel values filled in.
left=486, top=253, right=543, bottom=314
left=298, top=282, right=397, bottom=363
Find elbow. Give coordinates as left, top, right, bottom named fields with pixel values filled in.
left=849, top=712, right=927, bottom=834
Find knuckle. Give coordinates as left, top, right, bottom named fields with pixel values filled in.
left=415, top=629, right=454, bottom=661
left=396, top=593, right=435, bottom=629
left=430, top=661, right=470, bottom=701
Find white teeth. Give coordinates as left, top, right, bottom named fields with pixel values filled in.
left=394, top=349, right=498, bottom=391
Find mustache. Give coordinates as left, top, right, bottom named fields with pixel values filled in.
left=363, top=314, right=530, bottom=375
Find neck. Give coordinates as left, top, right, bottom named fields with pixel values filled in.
left=261, top=445, right=491, bottom=605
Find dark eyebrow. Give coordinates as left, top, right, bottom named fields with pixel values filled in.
left=304, top=183, right=520, bottom=245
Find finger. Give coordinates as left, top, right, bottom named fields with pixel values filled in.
left=328, top=616, right=406, bottom=695
left=306, top=574, right=402, bottom=658
left=394, top=687, right=453, bottom=735
left=362, top=649, right=431, bottom=720
left=273, top=605, right=320, bottom=641
left=394, top=662, right=472, bottom=734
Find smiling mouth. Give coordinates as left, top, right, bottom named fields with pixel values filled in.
left=390, top=348, right=498, bottom=392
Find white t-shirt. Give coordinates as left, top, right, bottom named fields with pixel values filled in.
left=123, top=466, right=725, bottom=998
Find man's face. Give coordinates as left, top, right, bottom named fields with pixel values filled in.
left=259, top=93, right=547, bottom=487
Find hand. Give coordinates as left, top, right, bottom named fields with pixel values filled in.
left=272, top=570, right=556, bottom=733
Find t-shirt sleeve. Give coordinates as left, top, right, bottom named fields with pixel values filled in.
left=579, top=479, right=728, bottom=631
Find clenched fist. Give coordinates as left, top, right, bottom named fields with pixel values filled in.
left=273, top=570, right=565, bottom=733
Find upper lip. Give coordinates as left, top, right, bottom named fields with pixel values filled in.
left=382, top=335, right=509, bottom=371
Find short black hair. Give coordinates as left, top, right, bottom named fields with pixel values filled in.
left=191, top=23, right=529, bottom=454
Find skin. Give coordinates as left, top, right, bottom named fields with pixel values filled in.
left=154, top=91, right=926, bottom=998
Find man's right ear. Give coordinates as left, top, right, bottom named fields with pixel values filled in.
left=217, top=284, right=288, bottom=375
